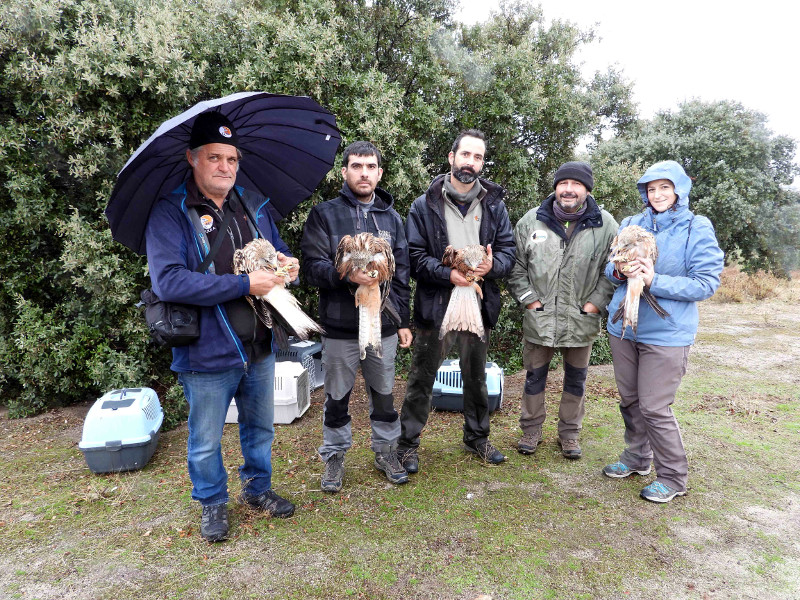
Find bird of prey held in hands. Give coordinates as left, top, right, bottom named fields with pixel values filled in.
left=335, top=232, right=398, bottom=359
left=608, top=225, right=669, bottom=338
left=439, top=244, right=487, bottom=341
left=232, top=238, right=324, bottom=350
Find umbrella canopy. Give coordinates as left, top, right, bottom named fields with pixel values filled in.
left=106, top=91, right=341, bottom=255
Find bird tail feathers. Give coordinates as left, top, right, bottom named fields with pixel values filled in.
left=439, top=285, right=485, bottom=341
left=356, top=284, right=383, bottom=359
left=264, top=286, right=325, bottom=342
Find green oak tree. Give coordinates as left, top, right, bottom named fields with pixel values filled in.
left=594, top=100, right=800, bottom=274
left=0, top=0, right=634, bottom=417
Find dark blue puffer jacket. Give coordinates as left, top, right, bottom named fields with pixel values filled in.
left=145, top=182, right=291, bottom=372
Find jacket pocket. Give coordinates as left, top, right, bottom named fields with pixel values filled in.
left=571, top=305, right=602, bottom=344
left=523, top=304, right=552, bottom=344
left=415, top=285, right=441, bottom=326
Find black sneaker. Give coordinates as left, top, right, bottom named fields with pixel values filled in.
left=239, top=489, right=295, bottom=518
left=374, top=451, right=409, bottom=485
left=396, top=448, right=419, bottom=474
left=321, top=451, right=345, bottom=493
left=464, top=440, right=506, bottom=464
left=200, top=503, right=229, bottom=543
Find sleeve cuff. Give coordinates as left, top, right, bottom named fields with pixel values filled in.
left=611, top=268, right=627, bottom=281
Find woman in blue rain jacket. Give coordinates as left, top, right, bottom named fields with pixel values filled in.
left=601, top=160, right=724, bottom=503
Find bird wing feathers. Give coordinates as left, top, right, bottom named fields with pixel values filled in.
left=232, top=239, right=324, bottom=348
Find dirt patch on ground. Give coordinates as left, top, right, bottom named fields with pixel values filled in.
left=693, top=299, right=800, bottom=388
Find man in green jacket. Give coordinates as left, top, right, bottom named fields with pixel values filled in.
left=507, top=162, right=617, bottom=459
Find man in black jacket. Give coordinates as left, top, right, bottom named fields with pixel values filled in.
left=396, top=130, right=516, bottom=472
left=301, top=141, right=412, bottom=492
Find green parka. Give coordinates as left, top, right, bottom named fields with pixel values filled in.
left=507, top=194, right=618, bottom=347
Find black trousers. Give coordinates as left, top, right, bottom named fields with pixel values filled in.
left=398, top=328, right=491, bottom=450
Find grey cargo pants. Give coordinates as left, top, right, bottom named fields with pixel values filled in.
left=520, top=341, right=592, bottom=440
left=609, top=334, right=690, bottom=492
left=318, top=335, right=400, bottom=462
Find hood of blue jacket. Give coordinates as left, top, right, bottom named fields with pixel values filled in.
left=637, top=160, right=692, bottom=208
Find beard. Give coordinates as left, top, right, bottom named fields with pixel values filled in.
left=452, top=165, right=479, bottom=184
left=556, top=193, right=583, bottom=212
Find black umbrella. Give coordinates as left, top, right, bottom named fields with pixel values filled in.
left=106, top=91, right=341, bottom=255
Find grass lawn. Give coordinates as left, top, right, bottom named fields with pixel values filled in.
left=1, top=280, right=799, bottom=600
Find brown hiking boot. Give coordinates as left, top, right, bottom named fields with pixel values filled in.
left=558, top=437, right=582, bottom=459
left=517, top=430, right=542, bottom=455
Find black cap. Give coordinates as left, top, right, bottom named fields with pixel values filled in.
left=553, top=161, right=593, bottom=191
left=189, top=111, right=239, bottom=149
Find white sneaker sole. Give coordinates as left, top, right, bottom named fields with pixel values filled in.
left=641, top=489, right=687, bottom=503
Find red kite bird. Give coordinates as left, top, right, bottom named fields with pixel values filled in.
left=608, top=225, right=669, bottom=337
left=440, top=244, right=487, bottom=341
left=335, top=232, right=396, bottom=359
left=233, top=238, right=324, bottom=349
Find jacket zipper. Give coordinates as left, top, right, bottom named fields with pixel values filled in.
left=554, top=237, right=568, bottom=342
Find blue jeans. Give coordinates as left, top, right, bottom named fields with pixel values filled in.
left=178, top=354, right=275, bottom=506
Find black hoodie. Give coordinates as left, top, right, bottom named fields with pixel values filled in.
left=300, top=183, right=411, bottom=339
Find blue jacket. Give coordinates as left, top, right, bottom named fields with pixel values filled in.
left=145, top=182, right=291, bottom=372
left=406, top=174, right=516, bottom=329
left=606, top=161, right=724, bottom=346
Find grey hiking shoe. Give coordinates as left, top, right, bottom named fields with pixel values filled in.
left=374, top=451, right=409, bottom=485
left=464, top=440, right=506, bottom=464
left=517, top=430, right=542, bottom=455
left=397, top=448, right=419, bottom=474
left=321, top=451, right=345, bottom=493
left=239, top=489, right=295, bottom=518
left=200, top=503, right=229, bottom=543
left=558, top=437, right=582, bottom=459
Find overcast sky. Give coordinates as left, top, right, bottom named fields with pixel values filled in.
left=455, top=0, right=799, bottom=182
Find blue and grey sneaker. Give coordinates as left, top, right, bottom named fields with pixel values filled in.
left=602, top=461, right=652, bottom=478
left=640, top=481, right=687, bottom=503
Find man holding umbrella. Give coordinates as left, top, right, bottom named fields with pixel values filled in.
left=145, top=112, right=298, bottom=543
